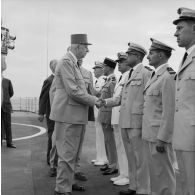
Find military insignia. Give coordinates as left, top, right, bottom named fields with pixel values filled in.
left=167, top=67, right=176, bottom=75
left=144, top=66, right=153, bottom=71
left=111, top=77, right=116, bottom=82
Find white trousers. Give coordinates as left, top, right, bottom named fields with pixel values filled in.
left=175, top=150, right=195, bottom=195
left=113, top=124, right=128, bottom=178
left=94, top=107, right=107, bottom=163
left=144, top=141, right=176, bottom=195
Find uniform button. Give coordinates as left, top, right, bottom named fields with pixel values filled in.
left=176, top=109, right=178, bottom=112
left=176, top=98, right=178, bottom=101
left=177, top=88, right=180, bottom=91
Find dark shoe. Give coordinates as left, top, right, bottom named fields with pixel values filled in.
left=54, top=191, right=65, bottom=195
left=100, top=164, right=109, bottom=171
left=74, top=172, right=87, bottom=181
left=47, top=160, right=50, bottom=166
left=102, top=168, right=118, bottom=175
left=119, top=189, right=136, bottom=195
left=49, top=168, right=57, bottom=177
left=72, top=183, right=86, bottom=191
left=7, top=143, right=16, bottom=148
left=54, top=191, right=72, bottom=195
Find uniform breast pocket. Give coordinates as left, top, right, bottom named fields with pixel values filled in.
left=130, top=80, right=142, bottom=86
left=148, top=89, right=160, bottom=96
left=184, top=72, right=195, bottom=81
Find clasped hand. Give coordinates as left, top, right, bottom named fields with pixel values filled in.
left=156, top=139, right=167, bottom=153
left=95, top=98, right=106, bottom=108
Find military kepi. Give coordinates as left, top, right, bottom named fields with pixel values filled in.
left=149, top=38, right=175, bottom=52
left=173, top=7, right=195, bottom=25
left=103, top=57, right=117, bottom=69
left=126, top=42, right=147, bottom=55
left=71, top=34, right=92, bottom=45
left=92, top=61, right=103, bottom=69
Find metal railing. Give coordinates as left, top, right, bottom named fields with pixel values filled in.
left=11, top=97, right=39, bottom=113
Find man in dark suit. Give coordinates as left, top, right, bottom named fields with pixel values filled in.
left=38, top=59, right=58, bottom=165
left=1, top=77, right=15, bottom=148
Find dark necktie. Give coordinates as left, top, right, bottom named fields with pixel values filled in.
left=118, top=75, right=122, bottom=83
left=128, top=69, right=133, bottom=79
left=182, top=52, right=188, bottom=66
left=151, top=71, right=155, bottom=79
left=95, top=80, right=97, bottom=84
left=104, top=77, right=107, bottom=82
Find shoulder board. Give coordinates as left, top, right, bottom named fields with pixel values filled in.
left=167, top=67, right=176, bottom=75
left=144, top=66, right=153, bottom=71
left=111, top=77, right=116, bottom=82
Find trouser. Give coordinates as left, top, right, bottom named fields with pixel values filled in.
left=55, top=122, right=85, bottom=193
left=175, top=150, right=195, bottom=195
left=113, top=124, right=128, bottom=178
left=101, top=123, right=117, bottom=168
left=95, top=117, right=107, bottom=163
left=144, top=141, right=176, bottom=195
left=1, top=110, right=12, bottom=145
left=75, top=126, right=86, bottom=173
left=46, top=117, right=55, bottom=163
left=50, top=128, right=58, bottom=169
left=121, top=128, right=150, bottom=194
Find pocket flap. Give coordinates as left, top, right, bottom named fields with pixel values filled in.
left=150, top=120, right=161, bottom=126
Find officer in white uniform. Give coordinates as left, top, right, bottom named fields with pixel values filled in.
left=110, top=52, right=130, bottom=186
left=91, top=61, right=108, bottom=166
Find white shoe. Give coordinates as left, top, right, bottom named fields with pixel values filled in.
left=91, top=159, right=97, bottom=163
left=113, top=178, right=129, bottom=186
left=110, top=175, right=124, bottom=182
left=94, top=161, right=107, bottom=166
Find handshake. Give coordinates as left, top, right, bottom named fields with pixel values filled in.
left=95, top=98, right=106, bottom=108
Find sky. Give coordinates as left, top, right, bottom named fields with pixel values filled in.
left=1, top=0, right=195, bottom=97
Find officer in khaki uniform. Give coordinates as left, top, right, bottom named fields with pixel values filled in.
left=173, top=7, right=195, bottom=195
left=142, top=38, right=176, bottom=195
left=99, top=57, right=118, bottom=175
left=104, top=43, right=151, bottom=195
left=50, top=34, right=98, bottom=195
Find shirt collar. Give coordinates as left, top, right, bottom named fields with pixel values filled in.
left=133, top=63, right=142, bottom=71
left=68, top=51, right=77, bottom=63
left=122, top=70, right=130, bottom=77
left=155, top=63, right=167, bottom=73
left=186, top=44, right=195, bottom=55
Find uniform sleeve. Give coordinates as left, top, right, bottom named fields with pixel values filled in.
left=157, top=75, right=175, bottom=143
left=60, top=60, right=97, bottom=107
left=49, top=78, right=56, bottom=108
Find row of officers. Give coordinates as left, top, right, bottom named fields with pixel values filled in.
left=38, top=7, right=194, bottom=195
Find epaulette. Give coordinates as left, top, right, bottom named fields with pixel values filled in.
left=111, top=77, right=116, bottom=82
left=167, top=67, right=176, bottom=75
left=144, top=66, right=153, bottom=71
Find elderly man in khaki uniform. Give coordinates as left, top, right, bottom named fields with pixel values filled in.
left=73, top=58, right=94, bottom=182
left=142, top=38, right=176, bottom=195
left=102, top=43, right=151, bottom=195
left=99, top=57, right=118, bottom=175
left=50, top=34, right=99, bottom=195
left=173, top=7, right=195, bottom=195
